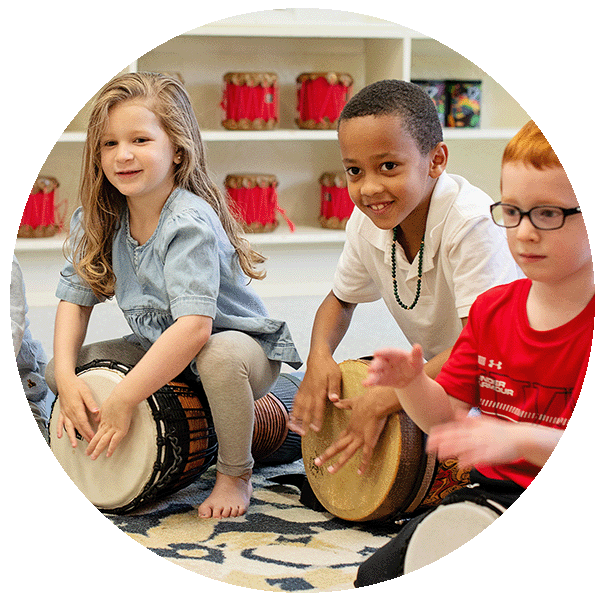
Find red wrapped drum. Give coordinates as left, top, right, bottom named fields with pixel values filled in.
left=221, top=72, right=279, bottom=130
left=18, top=175, right=61, bottom=238
left=319, top=172, right=355, bottom=229
left=296, top=72, right=353, bottom=130
left=225, top=174, right=294, bottom=233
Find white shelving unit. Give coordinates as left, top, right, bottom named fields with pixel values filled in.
left=15, top=9, right=529, bottom=304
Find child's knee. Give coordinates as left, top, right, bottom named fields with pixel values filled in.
left=195, top=331, right=251, bottom=380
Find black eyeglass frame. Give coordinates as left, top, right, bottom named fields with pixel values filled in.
left=490, top=202, right=582, bottom=231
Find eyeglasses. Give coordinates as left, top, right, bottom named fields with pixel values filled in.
left=490, top=202, right=581, bottom=230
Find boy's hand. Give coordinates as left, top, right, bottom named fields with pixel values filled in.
left=363, top=345, right=424, bottom=389
left=86, top=394, right=136, bottom=460
left=56, top=375, right=100, bottom=447
left=427, top=414, right=523, bottom=469
left=290, top=353, right=341, bottom=435
left=314, top=388, right=387, bottom=475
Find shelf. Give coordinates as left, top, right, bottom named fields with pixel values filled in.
left=249, top=226, right=346, bottom=247
left=189, top=9, right=425, bottom=40
left=190, top=24, right=423, bottom=40
left=41, top=9, right=527, bottom=245
left=14, top=234, right=67, bottom=253
left=13, top=228, right=346, bottom=254
left=59, top=128, right=519, bottom=144
left=203, top=130, right=339, bottom=142
left=57, top=130, right=340, bottom=143
left=60, top=132, right=86, bottom=143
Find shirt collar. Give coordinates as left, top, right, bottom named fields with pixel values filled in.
left=357, top=171, right=457, bottom=276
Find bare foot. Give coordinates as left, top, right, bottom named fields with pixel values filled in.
left=198, top=470, right=253, bottom=519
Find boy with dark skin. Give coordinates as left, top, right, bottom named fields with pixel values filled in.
left=290, top=80, right=519, bottom=474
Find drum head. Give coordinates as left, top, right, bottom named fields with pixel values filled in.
left=50, top=365, right=158, bottom=511
left=404, top=501, right=501, bottom=573
left=302, top=360, right=423, bottom=522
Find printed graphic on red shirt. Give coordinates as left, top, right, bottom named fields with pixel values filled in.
left=477, top=355, right=572, bottom=428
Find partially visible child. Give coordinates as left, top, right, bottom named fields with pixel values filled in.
left=357, top=120, right=593, bottom=585
left=46, top=72, right=301, bottom=519
left=11, top=255, right=50, bottom=443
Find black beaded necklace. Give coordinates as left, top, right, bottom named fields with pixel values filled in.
left=391, top=226, right=424, bottom=310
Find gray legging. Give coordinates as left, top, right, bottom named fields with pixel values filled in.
left=46, top=330, right=281, bottom=477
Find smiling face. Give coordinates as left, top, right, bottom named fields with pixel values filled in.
left=338, top=114, right=447, bottom=232
left=501, top=161, right=591, bottom=288
left=100, top=99, right=180, bottom=208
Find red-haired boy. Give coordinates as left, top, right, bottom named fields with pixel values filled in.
left=354, top=120, right=594, bottom=585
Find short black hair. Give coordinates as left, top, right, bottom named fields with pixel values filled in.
left=339, top=79, right=443, bottom=155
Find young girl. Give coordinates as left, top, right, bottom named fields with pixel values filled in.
left=46, top=72, right=302, bottom=519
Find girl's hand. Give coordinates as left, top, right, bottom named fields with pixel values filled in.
left=363, top=345, right=424, bottom=389
left=56, top=375, right=100, bottom=447
left=314, top=388, right=387, bottom=475
left=86, top=394, right=136, bottom=460
left=427, top=414, right=524, bottom=469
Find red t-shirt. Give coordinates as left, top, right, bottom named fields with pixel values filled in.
left=436, top=278, right=594, bottom=488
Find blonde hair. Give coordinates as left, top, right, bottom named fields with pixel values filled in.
left=502, top=120, right=562, bottom=170
left=69, top=71, right=265, bottom=299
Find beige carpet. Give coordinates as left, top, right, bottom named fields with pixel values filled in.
left=107, top=462, right=400, bottom=592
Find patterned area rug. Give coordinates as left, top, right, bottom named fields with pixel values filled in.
left=107, top=461, right=400, bottom=592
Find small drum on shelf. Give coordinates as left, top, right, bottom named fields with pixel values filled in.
left=225, top=173, right=294, bottom=233
left=301, top=360, right=470, bottom=522
left=18, top=175, right=61, bottom=238
left=49, top=360, right=218, bottom=514
left=221, top=72, right=279, bottom=130
left=403, top=499, right=504, bottom=573
left=319, top=172, right=355, bottom=229
left=296, top=72, right=353, bottom=130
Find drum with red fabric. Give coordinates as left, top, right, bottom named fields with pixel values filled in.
left=319, top=172, right=355, bottom=229
left=221, top=72, right=279, bottom=130
left=301, top=360, right=471, bottom=522
left=18, top=175, right=61, bottom=238
left=225, top=173, right=294, bottom=233
left=296, top=72, right=353, bottom=129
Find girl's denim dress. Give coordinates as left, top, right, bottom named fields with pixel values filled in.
left=56, top=188, right=302, bottom=371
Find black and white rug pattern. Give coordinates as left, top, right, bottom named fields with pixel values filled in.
left=107, top=462, right=400, bottom=592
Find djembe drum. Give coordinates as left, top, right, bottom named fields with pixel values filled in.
left=49, top=360, right=218, bottom=514
left=221, top=72, right=279, bottom=130
left=50, top=361, right=302, bottom=513
left=253, top=372, right=302, bottom=465
left=296, top=72, right=353, bottom=129
left=225, top=173, right=294, bottom=233
left=18, top=175, right=61, bottom=238
left=301, top=360, right=470, bottom=522
left=403, top=498, right=504, bottom=573
left=318, top=172, right=354, bottom=229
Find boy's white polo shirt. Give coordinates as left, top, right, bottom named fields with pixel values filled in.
left=332, top=171, right=521, bottom=360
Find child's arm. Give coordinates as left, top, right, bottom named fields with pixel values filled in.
left=290, top=291, right=356, bottom=435
left=53, top=300, right=99, bottom=446
left=315, top=345, right=470, bottom=475
left=86, top=314, right=213, bottom=459
left=364, top=345, right=470, bottom=433
left=427, top=415, right=564, bottom=469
